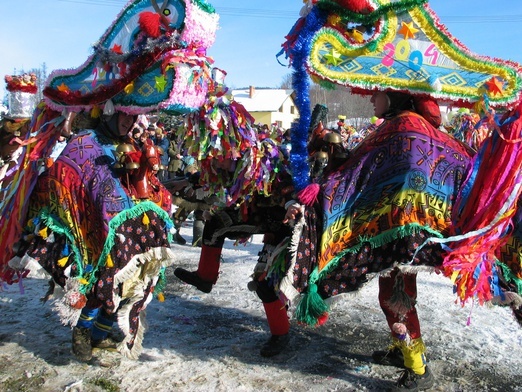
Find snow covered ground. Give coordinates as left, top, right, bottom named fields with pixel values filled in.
left=1, top=220, right=521, bottom=392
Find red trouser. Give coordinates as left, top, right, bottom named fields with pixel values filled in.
left=378, top=269, right=421, bottom=340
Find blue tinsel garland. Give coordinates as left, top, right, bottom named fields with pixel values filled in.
left=289, top=7, right=327, bottom=192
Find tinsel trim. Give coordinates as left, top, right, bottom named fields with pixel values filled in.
left=395, top=336, right=426, bottom=356
left=316, top=0, right=429, bottom=25
left=411, top=7, right=522, bottom=107
left=293, top=0, right=522, bottom=121
left=289, top=7, right=327, bottom=191
left=182, top=0, right=218, bottom=48
left=43, top=0, right=219, bottom=114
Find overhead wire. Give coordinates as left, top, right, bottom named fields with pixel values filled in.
left=56, top=0, right=522, bottom=23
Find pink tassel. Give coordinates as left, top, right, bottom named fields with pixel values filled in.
left=297, top=183, right=320, bottom=206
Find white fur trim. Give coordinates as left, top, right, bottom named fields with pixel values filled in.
left=278, top=215, right=306, bottom=304
left=111, top=247, right=175, bottom=359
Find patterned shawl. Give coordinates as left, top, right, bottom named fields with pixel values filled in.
left=317, top=111, right=473, bottom=275
left=21, top=129, right=175, bottom=358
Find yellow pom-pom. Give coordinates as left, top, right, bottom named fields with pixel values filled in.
left=142, top=213, right=150, bottom=226
left=157, top=292, right=165, bottom=302
left=38, top=227, right=48, bottom=239
left=106, top=254, right=114, bottom=268
left=57, top=256, right=69, bottom=267
left=124, top=81, right=135, bottom=94
left=79, top=278, right=89, bottom=285
left=91, top=105, right=101, bottom=119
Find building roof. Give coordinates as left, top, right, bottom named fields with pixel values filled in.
left=231, top=88, right=294, bottom=112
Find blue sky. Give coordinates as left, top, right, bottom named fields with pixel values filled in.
left=2, top=0, right=522, bottom=98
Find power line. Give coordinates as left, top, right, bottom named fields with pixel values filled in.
left=56, top=1, right=522, bottom=23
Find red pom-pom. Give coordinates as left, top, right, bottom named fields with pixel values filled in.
left=335, top=0, right=371, bottom=13
left=68, top=292, right=88, bottom=309
left=297, top=183, right=320, bottom=206
left=139, top=11, right=162, bottom=38
left=316, top=312, right=329, bottom=326
left=413, top=96, right=442, bottom=128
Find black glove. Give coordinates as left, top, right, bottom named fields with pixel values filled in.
left=186, top=171, right=201, bottom=187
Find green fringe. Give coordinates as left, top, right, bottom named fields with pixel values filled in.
left=38, top=208, right=84, bottom=276
left=267, top=239, right=291, bottom=278
left=313, top=223, right=442, bottom=285
left=296, top=224, right=441, bottom=326
left=34, top=202, right=173, bottom=295
left=86, top=201, right=174, bottom=293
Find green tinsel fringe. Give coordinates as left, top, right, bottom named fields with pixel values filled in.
left=193, top=0, right=216, bottom=14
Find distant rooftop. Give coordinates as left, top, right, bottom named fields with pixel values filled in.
left=232, top=87, right=293, bottom=112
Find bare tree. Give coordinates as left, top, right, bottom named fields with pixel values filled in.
left=280, top=76, right=374, bottom=130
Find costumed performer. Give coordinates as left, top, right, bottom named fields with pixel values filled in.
left=5, top=0, right=220, bottom=362
left=172, top=83, right=301, bottom=357
left=277, top=0, right=522, bottom=391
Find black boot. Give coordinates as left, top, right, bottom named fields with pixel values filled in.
left=192, top=219, right=204, bottom=247
left=173, top=230, right=186, bottom=245
left=174, top=268, right=213, bottom=293
left=372, top=347, right=405, bottom=368
left=390, top=366, right=435, bottom=391
left=260, top=334, right=290, bottom=357
left=72, top=326, right=92, bottom=362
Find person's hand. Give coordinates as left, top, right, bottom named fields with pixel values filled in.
left=283, top=203, right=302, bottom=224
